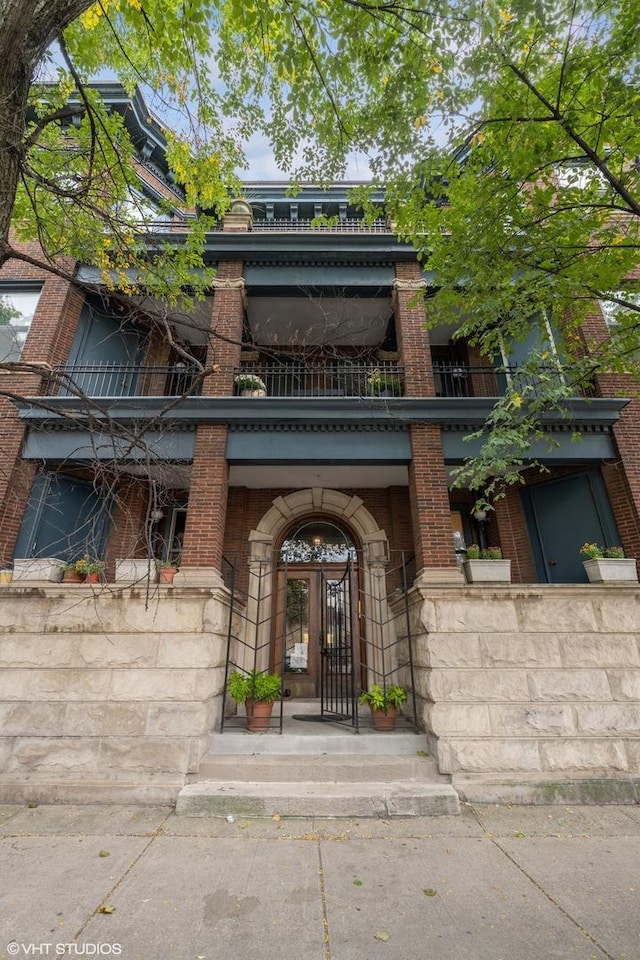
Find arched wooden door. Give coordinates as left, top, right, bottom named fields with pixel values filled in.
left=272, top=520, right=361, bottom=717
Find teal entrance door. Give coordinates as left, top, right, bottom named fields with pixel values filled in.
left=523, top=471, right=621, bottom=583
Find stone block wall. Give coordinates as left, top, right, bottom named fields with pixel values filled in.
left=0, top=585, right=233, bottom=803
left=394, top=585, right=640, bottom=793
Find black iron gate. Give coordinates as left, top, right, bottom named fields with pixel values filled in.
left=319, top=561, right=359, bottom=725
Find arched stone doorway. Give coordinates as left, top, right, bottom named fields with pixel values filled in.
left=275, top=517, right=359, bottom=699
left=243, top=490, right=392, bottom=704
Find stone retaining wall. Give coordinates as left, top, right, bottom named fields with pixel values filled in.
left=394, top=585, right=640, bottom=800
left=0, top=585, right=233, bottom=803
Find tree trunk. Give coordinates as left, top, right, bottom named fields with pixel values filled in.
left=0, top=0, right=94, bottom=268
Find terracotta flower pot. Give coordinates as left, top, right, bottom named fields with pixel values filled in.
left=63, top=568, right=85, bottom=583
left=86, top=571, right=101, bottom=584
left=159, top=566, right=177, bottom=583
left=246, top=700, right=274, bottom=733
left=370, top=706, right=398, bottom=732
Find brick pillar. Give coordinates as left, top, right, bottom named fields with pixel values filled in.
left=105, top=480, right=150, bottom=574
left=0, top=269, right=84, bottom=565
left=493, top=488, right=537, bottom=584
left=175, top=261, right=245, bottom=585
left=394, top=264, right=462, bottom=583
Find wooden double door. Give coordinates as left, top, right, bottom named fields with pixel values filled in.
left=273, top=563, right=359, bottom=709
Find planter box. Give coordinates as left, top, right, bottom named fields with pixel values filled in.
left=583, top=558, right=638, bottom=583
left=12, top=558, right=65, bottom=582
left=463, top=559, right=512, bottom=584
left=115, top=559, right=159, bottom=584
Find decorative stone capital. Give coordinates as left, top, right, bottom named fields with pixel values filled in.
left=248, top=529, right=275, bottom=564
left=392, top=278, right=428, bottom=292
left=363, top=533, right=390, bottom=565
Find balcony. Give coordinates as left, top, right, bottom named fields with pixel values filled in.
left=250, top=218, right=391, bottom=234
left=233, top=362, right=404, bottom=398
left=42, top=363, right=204, bottom=398
left=433, top=363, right=596, bottom=399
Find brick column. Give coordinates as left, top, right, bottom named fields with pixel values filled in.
left=394, top=264, right=462, bottom=583
left=0, top=266, right=84, bottom=565
left=175, top=261, right=245, bottom=585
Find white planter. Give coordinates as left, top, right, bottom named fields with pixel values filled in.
left=583, top=558, right=638, bottom=583
left=115, top=559, right=159, bottom=583
left=463, top=559, right=512, bottom=584
left=240, top=388, right=266, bottom=397
left=12, top=558, right=65, bottom=582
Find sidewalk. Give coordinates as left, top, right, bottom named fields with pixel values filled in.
left=1, top=802, right=639, bottom=960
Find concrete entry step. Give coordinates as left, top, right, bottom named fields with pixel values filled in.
left=193, top=753, right=444, bottom=783
left=209, top=730, right=427, bottom=755
left=176, top=780, right=460, bottom=819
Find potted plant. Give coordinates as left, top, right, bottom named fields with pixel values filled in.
left=358, top=683, right=407, bottom=731
left=158, top=560, right=178, bottom=584
left=62, top=561, right=85, bottom=583
left=234, top=373, right=267, bottom=397
left=579, top=543, right=638, bottom=583
left=463, top=544, right=512, bottom=584
left=365, top=369, right=402, bottom=397
left=227, top=670, right=281, bottom=732
left=74, top=557, right=105, bottom=584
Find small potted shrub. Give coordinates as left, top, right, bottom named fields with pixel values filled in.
left=227, top=669, right=281, bottom=732
left=579, top=543, right=637, bottom=583
left=63, top=561, right=85, bottom=584
left=365, top=369, right=402, bottom=397
left=463, top=544, right=511, bottom=583
left=234, top=373, right=267, bottom=397
left=358, top=683, right=407, bottom=731
left=157, top=560, right=178, bottom=584
left=74, top=557, right=105, bottom=584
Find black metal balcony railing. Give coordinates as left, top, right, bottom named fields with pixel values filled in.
left=432, top=363, right=586, bottom=398
left=234, top=362, right=405, bottom=398
left=251, top=218, right=391, bottom=233
left=39, top=360, right=587, bottom=402
left=43, top=363, right=204, bottom=398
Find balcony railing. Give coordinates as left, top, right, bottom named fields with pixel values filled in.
left=43, top=363, right=204, bottom=398
left=433, top=363, right=593, bottom=399
left=251, top=218, right=391, bottom=234
left=39, top=360, right=589, bottom=402
left=234, top=362, right=404, bottom=397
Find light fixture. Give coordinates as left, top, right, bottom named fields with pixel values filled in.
left=150, top=508, right=165, bottom=522
left=472, top=508, right=487, bottom=522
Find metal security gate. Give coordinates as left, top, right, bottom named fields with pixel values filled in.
left=319, top=561, right=359, bottom=725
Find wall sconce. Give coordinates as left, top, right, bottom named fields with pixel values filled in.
left=150, top=508, right=165, bottom=522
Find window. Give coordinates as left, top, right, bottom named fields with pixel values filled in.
left=0, top=286, right=42, bottom=361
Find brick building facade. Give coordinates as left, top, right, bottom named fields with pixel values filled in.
left=1, top=86, right=639, bottom=804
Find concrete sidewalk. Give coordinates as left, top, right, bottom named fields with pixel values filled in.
left=1, top=802, right=640, bottom=960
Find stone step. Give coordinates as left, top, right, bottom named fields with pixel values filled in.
left=210, top=730, right=426, bottom=755
left=193, top=753, right=443, bottom=782
left=176, top=780, right=460, bottom=818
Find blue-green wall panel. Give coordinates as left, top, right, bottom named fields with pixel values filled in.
left=226, top=429, right=410, bottom=463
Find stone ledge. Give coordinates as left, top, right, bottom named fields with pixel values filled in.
left=453, top=773, right=640, bottom=805
left=0, top=774, right=185, bottom=806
